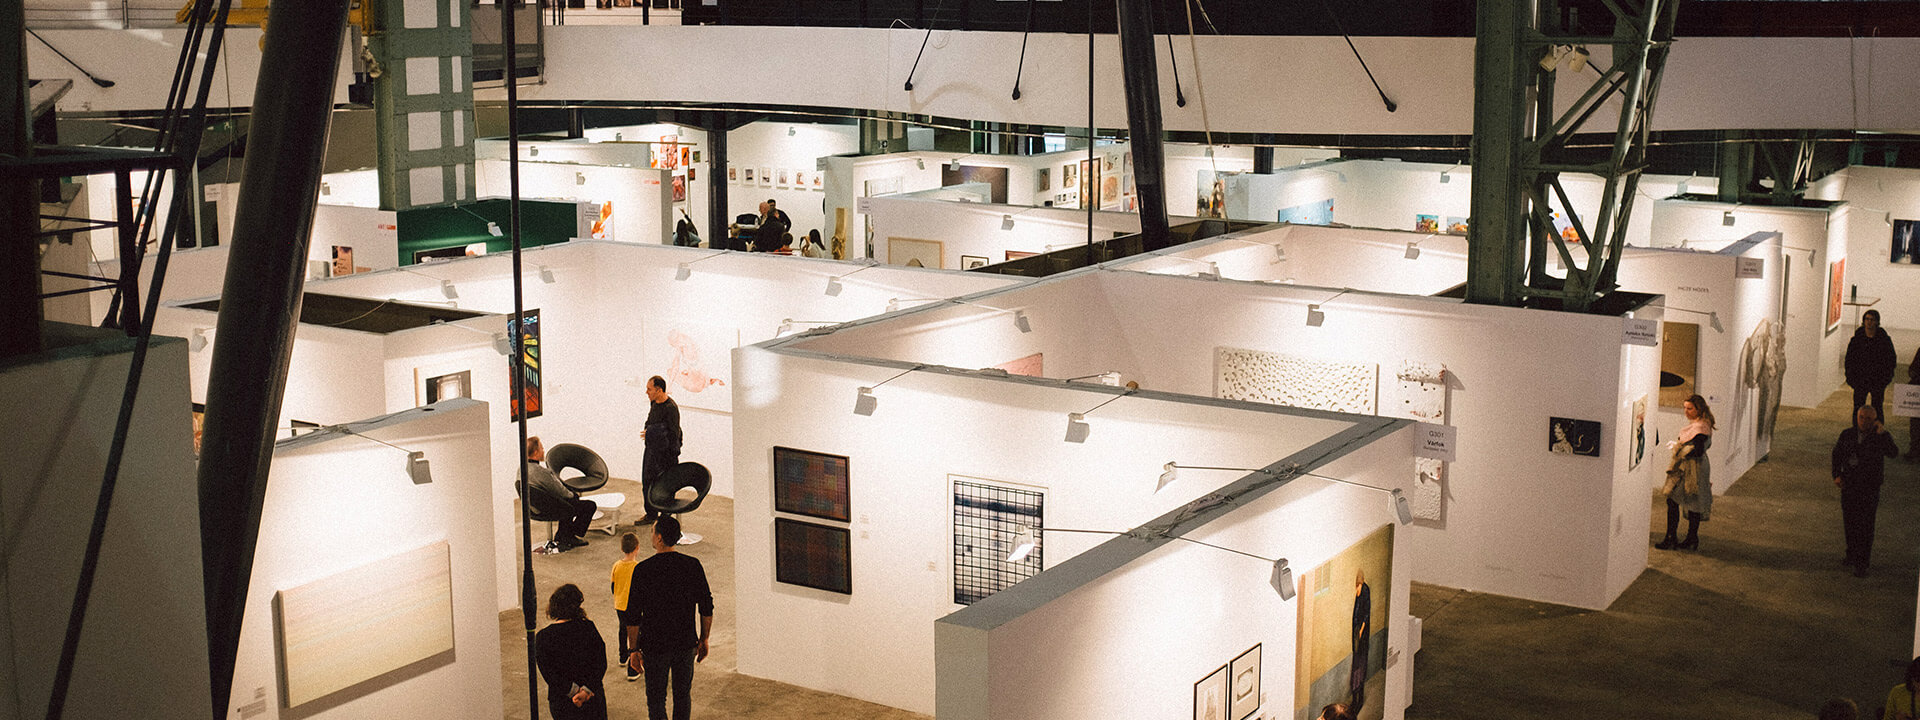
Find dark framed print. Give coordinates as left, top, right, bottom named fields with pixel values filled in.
left=1230, top=643, right=1262, bottom=720
left=774, top=518, right=852, bottom=594
left=1195, top=663, right=1229, bottom=720
left=773, top=446, right=851, bottom=522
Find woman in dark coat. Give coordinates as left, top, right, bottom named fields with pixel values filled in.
left=535, top=584, right=609, bottom=720
left=1844, top=309, right=1897, bottom=422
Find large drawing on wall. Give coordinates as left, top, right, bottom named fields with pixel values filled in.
left=1739, top=318, right=1787, bottom=459
left=1215, top=347, right=1378, bottom=415
left=774, top=518, right=852, bottom=594
left=276, top=542, right=454, bottom=709
left=1659, top=321, right=1699, bottom=409
left=773, top=446, right=851, bottom=522
left=1294, top=524, right=1393, bottom=720
left=1387, top=361, right=1449, bottom=521
left=950, top=476, right=1044, bottom=605
left=644, top=318, right=736, bottom=413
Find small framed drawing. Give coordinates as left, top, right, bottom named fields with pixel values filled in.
left=1194, top=664, right=1229, bottom=720
left=1229, top=644, right=1261, bottom=720
left=961, top=255, right=988, bottom=270
left=743, top=167, right=755, bottom=184
left=776, top=168, right=791, bottom=188
left=727, top=166, right=738, bottom=182
left=758, top=166, right=773, bottom=187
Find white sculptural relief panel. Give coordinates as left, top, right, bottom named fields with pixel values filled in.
left=1214, top=346, right=1378, bottom=415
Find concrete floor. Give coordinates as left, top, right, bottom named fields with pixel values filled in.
left=501, top=383, right=1919, bottom=719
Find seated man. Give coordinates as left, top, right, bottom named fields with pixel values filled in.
left=525, top=436, right=596, bottom=551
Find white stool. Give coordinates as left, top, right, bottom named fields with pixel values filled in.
left=584, top=492, right=626, bottom=535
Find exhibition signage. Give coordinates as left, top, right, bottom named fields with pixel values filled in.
left=1621, top=318, right=1659, bottom=347
left=1892, top=384, right=1920, bottom=418
left=1736, top=257, right=1764, bottom=279
left=857, top=196, right=872, bottom=215
left=1413, top=422, right=1456, bottom=463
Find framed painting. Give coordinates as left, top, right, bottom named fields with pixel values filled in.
left=1549, top=417, right=1602, bottom=457
left=774, top=518, right=852, bottom=594
left=1195, top=664, right=1230, bottom=720
left=950, top=476, right=1044, bottom=605
left=888, top=237, right=943, bottom=269
left=1230, top=644, right=1262, bottom=720
left=961, top=255, right=989, bottom=270
left=773, top=446, right=851, bottom=522
left=1826, top=258, right=1845, bottom=333
left=1294, top=525, right=1393, bottom=720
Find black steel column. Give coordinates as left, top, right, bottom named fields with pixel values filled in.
left=196, top=1, right=351, bottom=714
left=1116, top=0, right=1170, bottom=250
left=707, top=119, right=729, bottom=246
left=1, top=0, right=41, bottom=357
left=1254, top=145, right=1274, bottom=174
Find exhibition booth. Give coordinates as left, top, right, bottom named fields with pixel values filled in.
left=1118, top=223, right=1471, bottom=295
left=1808, top=164, right=1920, bottom=362
left=862, top=195, right=1148, bottom=269
left=735, top=320, right=1418, bottom=717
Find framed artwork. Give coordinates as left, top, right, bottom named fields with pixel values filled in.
left=1826, top=258, right=1845, bottom=333
left=509, top=309, right=542, bottom=421
left=1548, top=417, right=1601, bottom=456
left=1005, top=250, right=1038, bottom=262
left=1195, top=663, right=1230, bottom=720
left=692, top=150, right=701, bottom=163
left=812, top=174, right=823, bottom=190
left=1892, top=219, right=1918, bottom=264
left=793, top=170, right=807, bottom=188
left=1197, top=169, right=1225, bottom=219
left=687, top=167, right=696, bottom=182
left=641, top=319, right=737, bottom=413
left=1038, top=168, right=1050, bottom=191
left=743, top=167, right=756, bottom=184
left=192, top=402, right=205, bottom=455
left=671, top=175, right=687, bottom=203
left=1414, top=214, right=1440, bottom=233
left=424, top=370, right=471, bottom=404
left=961, top=255, right=989, bottom=270
left=1659, top=321, right=1699, bottom=408
left=777, top=168, right=791, bottom=188
left=331, top=246, right=354, bottom=277
left=950, top=476, right=1044, bottom=605
left=1294, top=525, right=1393, bottom=720
left=277, top=542, right=453, bottom=708
left=888, top=237, right=943, bottom=269
left=1079, top=159, right=1096, bottom=210
left=1630, top=395, right=1648, bottom=472
left=1230, top=644, right=1262, bottom=720
left=773, top=446, right=851, bottom=522
left=774, top=518, right=852, bottom=594
left=728, top=166, right=738, bottom=182
left=758, top=166, right=773, bottom=187
left=1445, top=216, right=1469, bottom=235
left=680, top=147, right=690, bottom=167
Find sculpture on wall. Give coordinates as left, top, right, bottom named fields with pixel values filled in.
left=1215, top=346, right=1378, bottom=415
left=1391, top=361, right=1449, bottom=521
left=1740, top=318, right=1788, bottom=459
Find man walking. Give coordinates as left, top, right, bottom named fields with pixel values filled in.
left=1833, top=405, right=1899, bottom=577
left=626, top=517, right=713, bottom=720
left=640, top=375, right=682, bottom=525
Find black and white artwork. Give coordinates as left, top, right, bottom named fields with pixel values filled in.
left=951, top=476, right=1044, bottom=605
left=1893, top=219, right=1919, bottom=264
left=1548, top=417, right=1602, bottom=457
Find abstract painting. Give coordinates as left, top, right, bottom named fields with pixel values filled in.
left=773, top=446, right=850, bottom=522
left=1295, top=525, right=1392, bottom=720
left=1548, top=417, right=1602, bottom=457
left=1826, top=258, right=1845, bottom=333
left=1215, top=347, right=1378, bottom=415
left=950, top=476, right=1044, bottom=605
left=774, top=518, right=852, bottom=594
left=276, top=542, right=454, bottom=709
left=643, top=318, right=736, bottom=413
left=509, top=309, right=542, bottom=421
left=1195, top=664, right=1230, bottom=720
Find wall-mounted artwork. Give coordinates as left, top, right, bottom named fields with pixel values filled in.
left=192, top=402, right=205, bottom=455
left=743, top=167, right=756, bottom=184
left=774, top=518, right=852, bottom=594
left=793, top=170, right=808, bottom=188
left=1038, top=168, right=1050, bottom=191
left=950, top=476, right=1044, bottom=605
left=1660, top=321, right=1699, bottom=408
left=727, top=166, right=738, bottom=182
left=671, top=175, right=687, bottom=203
left=643, top=318, right=736, bottom=413
left=1389, top=360, right=1449, bottom=521
left=1276, top=198, right=1334, bottom=226
left=773, top=446, right=850, bottom=522
left=1892, top=219, right=1918, bottom=263
left=1215, top=346, right=1378, bottom=415
left=992, top=352, right=1043, bottom=377
left=331, top=246, right=354, bottom=277
left=758, top=166, right=773, bottom=187
left=1081, top=159, right=1098, bottom=212
left=1826, top=258, right=1845, bottom=333
left=1295, top=525, right=1392, bottom=720
left=276, top=542, right=454, bottom=709
left=961, top=255, right=989, bottom=270
left=888, top=237, right=943, bottom=269
left=509, top=309, right=542, bottom=421
left=1195, top=663, right=1230, bottom=720
left=1062, top=163, right=1077, bottom=188
left=1630, top=395, right=1648, bottom=471
left=1005, top=250, right=1037, bottom=262
left=1230, top=644, right=1262, bottom=720
left=1197, top=169, right=1226, bottom=219
left=680, top=146, right=690, bottom=168
left=1413, top=214, right=1440, bottom=233
left=940, top=164, right=1011, bottom=203
left=1445, top=216, right=1469, bottom=235
left=776, top=168, right=791, bottom=188
left=1548, top=417, right=1601, bottom=456
left=812, top=174, right=823, bottom=191
left=1740, top=318, right=1787, bottom=459
left=425, top=370, right=471, bottom=404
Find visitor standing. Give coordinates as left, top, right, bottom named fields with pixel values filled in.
left=639, top=376, right=682, bottom=526
left=625, top=517, right=714, bottom=720
left=535, top=584, right=609, bottom=720
left=1833, top=405, right=1899, bottom=577
left=1845, top=309, right=1897, bottom=422
left=1884, top=658, right=1920, bottom=720
left=1656, top=394, right=1715, bottom=551
left=611, top=532, right=643, bottom=682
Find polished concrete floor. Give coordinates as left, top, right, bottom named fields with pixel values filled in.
left=501, top=382, right=1919, bottom=719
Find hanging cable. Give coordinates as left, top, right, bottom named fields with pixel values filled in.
left=1011, top=0, right=1037, bottom=100
left=1165, top=32, right=1186, bottom=107
left=1315, top=0, right=1397, bottom=112
left=903, top=0, right=950, bottom=91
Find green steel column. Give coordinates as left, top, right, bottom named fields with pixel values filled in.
left=371, top=0, right=479, bottom=210
left=1465, top=0, right=1532, bottom=306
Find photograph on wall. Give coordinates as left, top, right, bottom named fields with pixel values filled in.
left=758, top=166, right=772, bottom=187
left=331, top=246, right=354, bottom=277
left=1195, top=664, right=1230, bottom=720
left=1445, top=216, right=1469, bottom=235
left=509, top=309, right=542, bottom=421
left=743, top=167, right=756, bottom=184
left=940, top=164, right=1011, bottom=204
left=1231, top=644, right=1262, bottom=720
left=1294, top=524, right=1393, bottom=720
left=1413, top=214, right=1440, bottom=233
left=1197, top=169, right=1226, bottom=219
left=1276, top=198, right=1335, bottom=226
left=728, top=166, right=738, bottom=182
left=642, top=318, right=737, bottom=413
left=773, top=446, right=851, bottom=522
left=950, top=476, right=1045, bottom=605
left=962, top=255, right=989, bottom=270
left=1038, top=168, right=1050, bottom=191
left=776, top=168, right=791, bottom=188
left=1826, top=258, right=1845, bottom=333
left=1630, top=395, right=1649, bottom=471
left=1548, top=417, right=1602, bottom=456
left=424, top=370, right=471, bottom=404
left=774, top=518, right=852, bottom=594
left=1893, top=219, right=1919, bottom=263
left=1660, top=321, right=1700, bottom=408
left=671, top=175, right=687, bottom=203
left=1215, top=346, right=1378, bottom=415
left=888, top=237, right=943, bottom=269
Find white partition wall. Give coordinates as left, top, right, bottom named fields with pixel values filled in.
left=1807, top=165, right=1920, bottom=362
left=1121, top=224, right=1470, bottom=295
left=732, top=340, right=1398, bottom=715
left=864, top=196, right=1144, bottom=268
left=224, top=401, right=501, bottom=720
left=477, top=160, right=670, bottom=244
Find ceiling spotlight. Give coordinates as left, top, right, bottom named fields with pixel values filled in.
left=853, top=387, right=878, bottom=416
left=1306, top=304, right=1326, bottom=327
left=528, top=146, right=539, bottom=157
left=1007, top=525, right=1039, bottom=563
left=1014, top=310, right=1032, bottom=333
left=1064, top=413, right=1090, bottom=443
left=189, top=328, right=209, bottom=352
left=1002, top=214, right=1016, bottom=231
left=826, top=276, right=845, bottom=296
left=407, top=450, right=433, bottom=484
left=675, top=263, right=693, bottom=281
left=1709, top=311, right=1724, bottom=333
left=486, top=221, right=503, bottom=237
left=1391, top=489, right=1414, bottom=525
left=320, top=182, right=332, bottom=196
left=1565, top=46, right=1591, bottom=73
left=1157, top=462, right=1178, bottom=491
left=1270, top=559, right=1296, bottom=601
left=777, top=319, right=796, bottom=337
left=440, top=280, right=459, bottom=300
left=1722, top=211, right=1736, bottom=227
left=538, top=266, right=556, bottom=284
left=575, top=172, right=587, bottom=185
left=1404, top=242, right=1421, bottom=260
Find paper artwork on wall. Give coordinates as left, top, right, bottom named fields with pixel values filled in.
left=1230, top=644, right=1262, bottom=720
left=728, top=166, right=738, bottom=182
left=1215, top=346, right=1378, bottom=415
left=643, top=318, right=737, bottom=413
left=812, top=174, right=823, bottom=191
left=758, top=166, right=772, bottom=187
left=888, top=237, right=943, bottom=269
left=1413, top=214, right=1440, bottom=233
left=1195, top=663, right=1230, bottom=720
left=1445, top=216, right=1469, bottom=235
left=951, top=476, right=1044, bottom=605
left=864, top=176, right=902, bottom=197
left=774, top=517, right=852, bottom=594
left=331, top=246, right=354, bottom=277
left=777, top=168, right=791, bottom=188
left=589, top=200, right=613, bottom=240
left=992, top=352, right=1043, bottom=377
left=961, top=255, right=989, bottom=270
left=1276, top=198, right=1334, bottom=226
left=1038, top=167, right=1050, bottom=191
left=1739, top=318, right=1787, bottom=459
left=276, top=541, right=454, bottom=709
left=743, top=167, right=756, bottom=184
left=1826, top=258, right=1845, bottom=333
left=510, top=309, right=542, bottom=421
left=793, top=170, right=807, bottom=188
left=1548, top=417, right=1601, bottom=456
left=1388, top=360, right=1449, bottom=521
left=1294, top=524, right=1392, bottom=720
left=1892, top=219, right=1919, bottom=263
left=1659, top=321, right=1699, bottom=408
left=773, top=446, right=850, bottom=522
left=671, top=175, right=687, bottom=202
left=1629, top=395, right=1648, bottom=471
left=425, top=370, right=471, bottom=404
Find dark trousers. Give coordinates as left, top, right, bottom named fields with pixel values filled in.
left=642, top=645, right=696, bottom=720
left=559, top=497, right=595, bottom=541
left=1840, top=480, right=1882, bottom=568
left=1909, top=417, right=1920, bottom=458
left=1664, top=499, right=1702, bottom=539
left=616, top=607, right=639, bottom=664
left=641, top=456, right=675, bottom=516
left=1854, top=385, right=1886, bottom=424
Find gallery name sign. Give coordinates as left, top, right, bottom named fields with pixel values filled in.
left=1621, top=318, right=1659, bottom=347
left=1413, top=422, right=1456, bottom=463
left=1892, top=384, right=1920, bottom=418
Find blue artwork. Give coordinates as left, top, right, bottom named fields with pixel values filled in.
left=1277, top=198, right=1334, bottom=226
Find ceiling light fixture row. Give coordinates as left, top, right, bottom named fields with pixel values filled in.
left=1158, top=462, right=1414, bottom=526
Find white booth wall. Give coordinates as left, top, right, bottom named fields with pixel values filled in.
left=797, top=269, right=1660, bottom=609
left=1121, top=224, right=1471, bottom=295
left=225, top=400, right=502, bottom=720
left=1807, top=165, right=1920, bottom=362
left=1650, top=200, right=1843, bottom=408
left=2, top=328, right=210, bottom=719
left=863, top=195, right=1144, bottom=268
left=476, top=159, right=670, bottom=245
left=936, top=421, right=1415, bottom=720
left=731, top=343, right=1387, bottom=714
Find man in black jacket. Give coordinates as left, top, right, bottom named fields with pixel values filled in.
left=1845, top=309, right=1897, bottom=422
left=639, top=375, right=683, bottom=525
left=1833, top=405, right=1900, bottom=577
